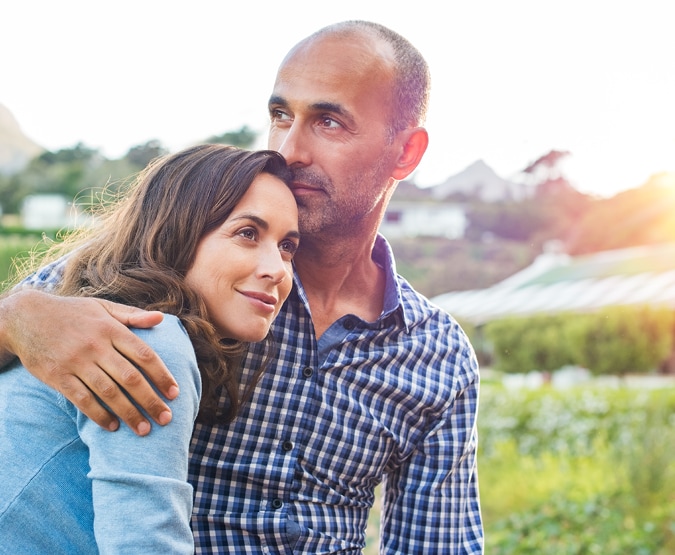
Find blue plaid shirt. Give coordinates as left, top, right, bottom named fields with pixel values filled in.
left=23, top=235, right=483, bottom=554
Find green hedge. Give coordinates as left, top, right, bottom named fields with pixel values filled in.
left=484, top=306, right=674, bottom=375
left=0, top=234, right=49, bottom=289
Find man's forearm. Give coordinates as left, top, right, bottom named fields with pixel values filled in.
left=0, top=289, right=25, bottom=370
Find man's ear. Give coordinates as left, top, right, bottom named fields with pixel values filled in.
left=392, top=127, right=429, bottom=181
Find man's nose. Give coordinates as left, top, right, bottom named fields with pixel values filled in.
left=272, top=123, right=311, bottom=167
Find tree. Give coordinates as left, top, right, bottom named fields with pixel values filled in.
left=124, top=140, right=168, bottom=169
left=36, top=142, right=99, bottom=165
left=207, top=125, right=258, bottom=148
left=566, top=176, right=675, bottom=255
left=521, top=149, right=571, bottom=186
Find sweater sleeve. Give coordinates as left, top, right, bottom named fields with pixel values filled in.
left=74, top=315, right=201, bottom=555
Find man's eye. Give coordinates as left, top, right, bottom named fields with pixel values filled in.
left=271, top=109, right=290, bottom=121
left=319, top=117, right=340, bottom=129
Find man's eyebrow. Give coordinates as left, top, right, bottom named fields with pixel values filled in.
left=268, top=95, right=287, bottom=109
left=311, top=102, right=356, bottom=126
left=268, top=96, right=356, bottom=128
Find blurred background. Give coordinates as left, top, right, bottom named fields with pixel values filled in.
left=2, top=1, right=674, bottom=553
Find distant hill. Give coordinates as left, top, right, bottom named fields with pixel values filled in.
left=394, top=160, right=536, bottom=203
left=0, top=103, right=43, bottom=174
left=428, top=159, right=533, bottom=202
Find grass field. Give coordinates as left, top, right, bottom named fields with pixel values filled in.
left=0, top=234, right=46, bottom=289
left=365, top=383, right=675, bottom=554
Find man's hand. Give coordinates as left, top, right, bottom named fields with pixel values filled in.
left=0, top=289, right=179, bottom=435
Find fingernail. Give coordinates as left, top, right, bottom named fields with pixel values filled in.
left=108, top=420, right=120, bottom=432
left=158, top=410, right=172, bottom=425
left=167, top=385, right=179, bottom=399
left=137, top=421, right=151, bottom=436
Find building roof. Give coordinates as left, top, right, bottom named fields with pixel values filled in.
left=431, top=243, right=675, bottom=325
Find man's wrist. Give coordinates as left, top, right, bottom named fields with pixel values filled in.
left=0, top=289, right=39, bottom=368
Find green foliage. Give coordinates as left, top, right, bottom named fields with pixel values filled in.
left=391, top=237, right=535, bottom=297
left=479, top=385, right=675, bottom=554
left=484, top=305, right=675, bottom=375
left=365, top=385, right=675, bottom=554
left=568, top=305, right=674, bottom=375
left=484, top=314, right=575, bottom=373
left=0, top=233, right=47, bottom=288
left=0, top=143, right=112, bottom=213
left=207, top=125, right=258, bottom=148
left=0, top=128, right=258, bottom=218
left=489, top=493, right=669, bottom=555
left=124, top=139, right=168, bottom=168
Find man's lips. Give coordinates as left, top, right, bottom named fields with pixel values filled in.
left=291, top=182, right=323, bottom=195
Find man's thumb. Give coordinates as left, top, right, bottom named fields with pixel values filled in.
left=100, top=299, right=164, bottom=328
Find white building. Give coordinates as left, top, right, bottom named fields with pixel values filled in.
left=21, top=194, right=90, bottom=230
left=379, top=200, right=467, bottom=239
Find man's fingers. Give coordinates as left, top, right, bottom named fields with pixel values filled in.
left=105, top=302, right=165, bottom=329
left=99, top=300, right=179, bottom=402
left=85, top=345, right=175, bottom=434
left=56, top=374, right=120, bottom=432
left=4, top=292, right=179, bottom=434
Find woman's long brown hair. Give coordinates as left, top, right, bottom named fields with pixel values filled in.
left=29, top=144, right=292, bottom=423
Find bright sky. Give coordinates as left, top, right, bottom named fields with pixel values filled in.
left=3, top=0, right=673, bottom=197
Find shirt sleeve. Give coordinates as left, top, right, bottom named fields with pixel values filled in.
left=379, top=343, right=484, bottom=554
left=15, top=255, right=68, bottom=291
left=74, top=315, right=201, bottom=555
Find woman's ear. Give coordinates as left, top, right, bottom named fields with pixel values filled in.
left=392, top=127, right=429, bottom=181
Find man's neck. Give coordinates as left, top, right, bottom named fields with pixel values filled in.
left=294, top=234, right=386, bottom=339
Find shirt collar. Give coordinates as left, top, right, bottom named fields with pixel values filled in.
left=371, top=234, right=405, bottom=322
left=292, top=234, right=410, bottom=332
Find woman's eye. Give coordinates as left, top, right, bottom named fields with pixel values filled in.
left=280, top=239, right=299, bottom=256
left=238, top=228, right=257, bottom=240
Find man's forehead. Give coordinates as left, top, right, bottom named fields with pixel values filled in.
left=279, top=30, right=394, bottom=78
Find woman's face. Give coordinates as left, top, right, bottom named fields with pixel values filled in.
left=185, top=173, right=299, bottom=341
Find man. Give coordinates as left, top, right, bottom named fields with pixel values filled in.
left=0, top=21, right=483, bottom=553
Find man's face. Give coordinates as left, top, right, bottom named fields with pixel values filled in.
left=267, top=33, right=401, bottom=236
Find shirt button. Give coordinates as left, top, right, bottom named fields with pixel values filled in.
left=282, top=440, right=294, bottom=452
left=271, top=498, right=284, bottom=510
left=302, top=366, right=313, bottom=378
left=343, top=317, right=356, bottom=330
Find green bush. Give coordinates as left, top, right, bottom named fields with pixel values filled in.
left=484, top=313, right=575, bottom=374
left=568, top=305, right=674, bottom=376
left=484, top=306, right=675, bottom=375
left=478, top=385, right=675, bottom=554
left=489, top=493, right=668, bottom=555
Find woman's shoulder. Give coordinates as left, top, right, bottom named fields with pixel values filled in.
left=130, top=314, right=201, bottom=398
left=131, top=314, right=193, bottom=359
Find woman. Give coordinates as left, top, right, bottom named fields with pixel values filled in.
left=0, top=144, right=299, bottom=554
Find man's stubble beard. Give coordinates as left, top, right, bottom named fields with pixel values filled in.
left=293, top=159, right=391, bottom=238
